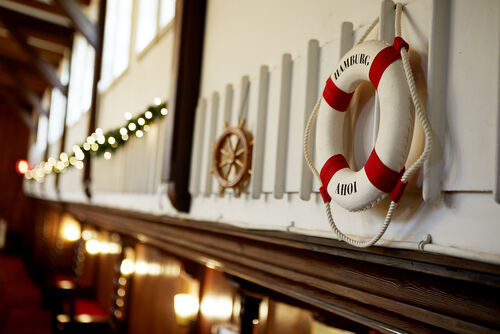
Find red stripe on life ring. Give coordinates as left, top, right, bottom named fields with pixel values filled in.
left=319, top=154, right=349, bottom=202
left=369, top=46, right=402, bottom=89
left=322, top=77, right=354, bottom=112
left=364, top=149, right=402, bottom=193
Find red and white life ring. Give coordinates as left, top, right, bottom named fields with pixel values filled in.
left=316, top=37, right=413, bottom=212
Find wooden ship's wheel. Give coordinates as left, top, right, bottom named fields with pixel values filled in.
left=211, top=119, right=253, bottom=195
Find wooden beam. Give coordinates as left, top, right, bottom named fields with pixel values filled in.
left=83, top=0, right=106, bottom=198
left=0, top=35, right=63, bottom=67
left=161, top=0, right=207, bottom=211
left=0, top=7, right=68, bottom=95
left=0, top=8, right=73, bottom=47
left=45, top=199, right=500, bottom=333
left=0, top=91, right=36, bottom=131
left=53, top=0, right=98, bottom=49
left=12, top=0, right=65, bottom=16
left=0, top=60, right=48, bottom=117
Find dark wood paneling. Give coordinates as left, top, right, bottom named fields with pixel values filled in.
left=27, top=200, right=500, bottom=334
left=83, top=0, right=106, bottom=198
left=161, top=0, right=207, bottom=212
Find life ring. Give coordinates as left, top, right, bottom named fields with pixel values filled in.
left=316, top=37, right=414, bottom=212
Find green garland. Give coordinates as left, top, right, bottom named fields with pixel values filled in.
left=25, top=102, right=167, bottom=182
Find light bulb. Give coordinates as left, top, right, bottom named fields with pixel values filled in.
left=161, top=108, right=168, bottom=115
left=124, top=112, right=132, bottom=120
left=136, top=130, right=143, bottom=138
left=154, top=97, right=161, bottom=105
left=128, top=123, right=136, bottom=131
left=145, top=111, right=153, bottom=119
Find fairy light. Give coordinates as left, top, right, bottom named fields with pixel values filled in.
left=24, top=101, right=168, bottom=181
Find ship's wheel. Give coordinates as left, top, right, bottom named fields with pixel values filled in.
left=211, top=119, right=253, bottom=195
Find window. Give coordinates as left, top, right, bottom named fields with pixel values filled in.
left=100, top=0, right=132, bottom=89
left=48, top=59, right=69, bottom=144
left=36, top=115, right=48, bottom=149
left=135, top=0, right=176, bottom=53
left=100, top=0, right=133, bottom=90
left=135, top=0, right=158, bottom=52
left=67, top=35, right=95, bottom=126
left=159, top=0, right=176, bottom=29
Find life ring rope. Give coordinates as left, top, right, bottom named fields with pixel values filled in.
left=303, top=3, right=433, bottom=248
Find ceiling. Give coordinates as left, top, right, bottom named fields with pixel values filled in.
left=0, top=0, right=91, bottom=130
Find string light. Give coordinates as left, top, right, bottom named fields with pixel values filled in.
left=23, top=101, right=168, bottom=182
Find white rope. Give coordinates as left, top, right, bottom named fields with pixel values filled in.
left=303, top=3, right=433, bottom=248
left=357, top=17, right=379, bottom=45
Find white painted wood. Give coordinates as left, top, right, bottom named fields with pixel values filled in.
left=274, top=53, right=292, bottom=199
left=423, top=0, right=450, bottom=202
left=251, top=66, right=269, bottom=199
left=223, top=84, right=234, bottom=126
left=189, top=99, right=207, bottom=197
left=496, top=13, right=500, bottom=203
left=238, top=76, right=250, bottom=124
left=313, top=41, right=339, bottom=192
left=285, top=55, right=306, bottom=193
left=339, top=22, right=354, bottom=177
left=299, top=40, right=320, bottom=201
left=262, top=68, right=281, bottom=193
left=203, top=93, right=219, bottom=196
left=373, top=0, right=395, bottom=145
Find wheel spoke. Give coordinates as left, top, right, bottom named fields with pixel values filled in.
left=235, top=148, right=245, bottom=156
left=224, top=164, right=233, bottom=178
left=235, top=159, right=244, bottom=167
left=219, top=159, right=230, bottom=167
left=220, top=148, right=230, bottom=156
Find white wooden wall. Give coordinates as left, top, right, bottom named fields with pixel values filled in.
left=188, top=0, right=500, bottom=263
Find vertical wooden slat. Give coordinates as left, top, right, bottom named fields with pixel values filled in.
left=223, top=84, right=234, bottom=126
left=339, top=22, right=354, bottom=167
left=274, top=54, right=292, bottom=199
left=250, top=66, right=270, bottom=199
left=373, top=0, right=395, bottom=145
left=238, top=76, right=250, bottom=123
left=83, top=0, right=107, bottom=199
left=423, top=0, right=450, bottom=202
left=299, top=40, right=320, bottom=201
left=204, top=92, right=219, bottom=196
left=188, top=99, right=207, bottom=197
